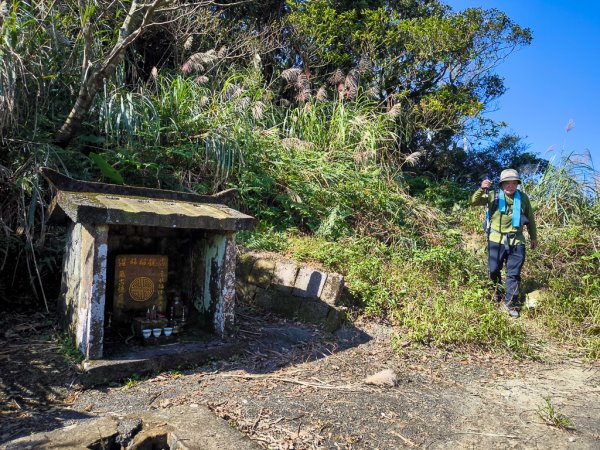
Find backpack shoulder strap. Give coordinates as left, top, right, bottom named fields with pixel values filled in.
left=489, top=189, right=500, bottom=216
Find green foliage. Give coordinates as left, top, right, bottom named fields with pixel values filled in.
left=89, top=153, right=124, bottom=184
left=1, top=0, right=598, bottom=363
left=54, top=333, right=83, bottom=364
left=238, top=227, right=290, bottom=253
left=525, top=225, right=600, bottom=357
left=122, top=373, right=142, bottom=390
left=287, top=233, right=529, bottom=354
left=537, top=396, right=573, bottom=430
left=406, top=176, right=469, bottom=209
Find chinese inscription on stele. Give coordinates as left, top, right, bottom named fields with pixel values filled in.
left=113, top=255, right=168, bottom=322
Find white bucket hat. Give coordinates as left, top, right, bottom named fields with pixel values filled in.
left=500, top=169, right=521, bottom=184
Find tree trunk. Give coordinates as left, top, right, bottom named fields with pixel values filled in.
left=55, top=0, right=165, bottom=148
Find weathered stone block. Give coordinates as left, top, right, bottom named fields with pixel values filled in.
left=320, top=273, right=344, bottom=306
left=236, top=253, right=257, bottom=280
left=272, top=260, right=299, bottom=293
left=247, top=258, right=275, bottom=287
left=255, top=288, right=301, bottom=317
left=323, top=307, right=346, bottom=332
left=236, top=281, right=258, bottom=302
left=292, top=268, right=326, bottom=298
left=297, top=300, right=330, bottom=324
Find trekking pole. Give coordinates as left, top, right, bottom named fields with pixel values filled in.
left=481, top=173, right=490, bottom=234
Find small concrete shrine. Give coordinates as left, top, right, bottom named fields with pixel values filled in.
left=41, top=168, right=254, bottom=360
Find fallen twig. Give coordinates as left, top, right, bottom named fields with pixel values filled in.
left=238, top=328, right=262, bottom=336
left=390, top=431, right=416, bottom=447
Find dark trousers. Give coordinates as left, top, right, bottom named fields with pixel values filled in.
left=488, top=241, right=525, bottom=307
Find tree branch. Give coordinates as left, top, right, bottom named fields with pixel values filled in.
left=54, top=0, right=166, bottom=147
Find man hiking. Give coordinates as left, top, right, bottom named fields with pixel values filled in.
left=471, top=169, right=538, bottom=318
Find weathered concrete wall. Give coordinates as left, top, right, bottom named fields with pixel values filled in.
left=236, top=252, right=346, bottom=331
left=59, top=223, right=108, bottom=360
left=194, top=232, right=236, bottom=337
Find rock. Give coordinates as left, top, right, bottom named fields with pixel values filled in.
left=525, top=289, right=548, bottom=309
left=116, top=418, right=142, bottom=447
left=364, top=369, right=398, bottom=387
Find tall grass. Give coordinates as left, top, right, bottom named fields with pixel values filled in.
left=528, top=152, right=599, bottom=227
left=281, top=231, right=530, bottom=355
left=521, top=154, right=600, bottom=357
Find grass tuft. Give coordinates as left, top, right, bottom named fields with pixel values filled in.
left=537, top=395, right=574, bottom=430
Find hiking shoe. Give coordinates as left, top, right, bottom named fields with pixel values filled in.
left=501, top=303, right=520, bottom=318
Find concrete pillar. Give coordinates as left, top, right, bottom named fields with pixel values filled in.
left=85, top=224, right=109, bottom=359
left=60, top=223, right=108, bottom=360
left=195, top=232, right=236, bottom=337
left=215, top=232, right=236, bottom=336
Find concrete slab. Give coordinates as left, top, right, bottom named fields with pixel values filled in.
left=3, top=405, right=261, bottom=450
left=80, top=340, right=240, bottom=387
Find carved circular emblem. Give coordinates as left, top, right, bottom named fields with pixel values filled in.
left=129, top=277, right=155, bottom=302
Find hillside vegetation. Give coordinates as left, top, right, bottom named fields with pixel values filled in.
left=0, top=0, right=598, bottom=357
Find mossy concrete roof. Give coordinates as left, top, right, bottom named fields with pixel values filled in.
left=41, top=168, right=255, bottom=231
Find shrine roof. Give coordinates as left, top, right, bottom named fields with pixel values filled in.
left=41, top=168, right=255, bottom=231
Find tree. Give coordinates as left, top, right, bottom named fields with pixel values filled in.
left=54, top=0, right=167, bottom=147
left=283, top=1, right=532, bottom=169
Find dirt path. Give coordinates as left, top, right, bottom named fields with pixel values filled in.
left=1, top=310, right=599, bottom=449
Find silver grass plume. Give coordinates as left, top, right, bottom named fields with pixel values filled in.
left=571, top=149, right=592, bottom=166
left=366, top=85, right=379, bottom=98
left=281, top=68, right=301, bottom=83
left=235, top=97, right=251, bottom=112
left=195, top=75, right=209, bottom=84
left=328, top=69, right=345, bottom=85
left=252, top=101, right=265, bottom=120
left=387, top=104, right=403, bottom=117
left=583, top=148, right=593, bottom=165
left=224, top=83, right=239, bottom=100
left=345, top=69, right=358, bottom=99
left=184, top=35, right=194, bottom=51
left=252, top=53, right=262, bottom=70
left=316, top=85, right=328, bottom=101
left=281, top=68, right=310, bottom=102
left=182, top=49, right=218, bottom=74
left=357, top=55, right=371, bottom=74
left=403, top=151, right=421, bottom=167
left=565, top=119, right=575, bottom=133
left=0, top=1, right=8, bottom=19
left=296, top=78, right=311, bottom=102
left=282, top=137, right=313, bottom=150
left=261, top=127, right=279, bottom=138
left=364, top=369, right=398, bottom=387
left=232, top=86, right=245, bottom=98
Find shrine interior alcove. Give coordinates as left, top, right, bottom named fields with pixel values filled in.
left=41, top=168, right=255, bottom=360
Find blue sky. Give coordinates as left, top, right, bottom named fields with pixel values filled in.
left=446, top=0, right=599, bottom=170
